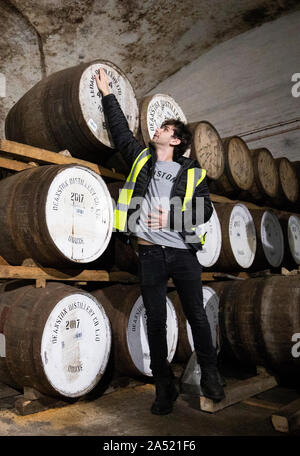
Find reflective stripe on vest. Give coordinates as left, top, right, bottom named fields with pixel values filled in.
left=113, top=148, right=151, bottom=231
left=182, top=168, right=207, bottom=245
left=182, top=168, right=206, bottom=211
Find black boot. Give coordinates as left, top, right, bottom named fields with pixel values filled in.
left=151, top=377, right=179, bottom=415
left=201, top=367, right=225, bottom=402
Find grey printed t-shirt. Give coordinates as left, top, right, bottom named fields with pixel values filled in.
left=135, top=160, right=188, bottom=249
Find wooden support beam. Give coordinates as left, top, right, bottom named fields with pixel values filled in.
left=0, top=256, right=9, bottom=266
left=0, top=139, right=126, bottom=181
left=0, top=157, right=35, bottom=172
left=242, top=398, right=283, bottom=411
left=199, top=367, right=278, bottom=413
left=0, top=265, right=138, bottom=283
left=271, top=398, right=300, bottom=434
left=15, top=394, right=68, bottom=416
left=210, top=193, right=268, bottom=210
left=35, top=278, right=46, bottom=288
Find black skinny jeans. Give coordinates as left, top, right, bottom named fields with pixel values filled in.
left=138, top=244, right=218, bottom=379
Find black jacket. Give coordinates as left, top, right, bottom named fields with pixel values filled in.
left=102, top=94, right=213, bottom=252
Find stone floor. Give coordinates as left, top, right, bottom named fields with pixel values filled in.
left=0, top=378, right=298, bottom=437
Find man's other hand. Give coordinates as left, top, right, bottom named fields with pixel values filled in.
left=147, top=206, right=169, bottom=230
left=94, top=68, right=111, bottom=96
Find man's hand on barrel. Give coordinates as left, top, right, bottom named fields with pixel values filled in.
left=94, top=68, right=111, bottom=96
left=147, top=205, right=169, bottom=230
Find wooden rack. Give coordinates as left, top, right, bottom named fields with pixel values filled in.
left=0, top=138, right=298, bottom=286
left=0, top=139, right=126, bottom=180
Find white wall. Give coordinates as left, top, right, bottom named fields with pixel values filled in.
left=149, top=11, right=300, bottom=162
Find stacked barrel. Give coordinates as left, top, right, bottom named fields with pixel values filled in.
left=209, top=276, right=300, bottom=383
left=187, top=121, right=300, bottom=273
left=1, top=58, right=299, bottom=397
left=0, top=282, right=112, bottom=398
left=0, top=60, right=143, bottom=399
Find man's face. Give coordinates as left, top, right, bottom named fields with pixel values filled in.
left=152, top=123, right=179, bottom=147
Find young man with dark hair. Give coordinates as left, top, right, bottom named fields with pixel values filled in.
left=95, top=68, right=225, bottom=415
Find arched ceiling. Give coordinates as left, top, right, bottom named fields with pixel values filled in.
left=0, top=0, right=299, bottom=135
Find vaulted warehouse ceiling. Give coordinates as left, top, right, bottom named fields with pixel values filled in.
left=0, top=0, right=300, bottom=137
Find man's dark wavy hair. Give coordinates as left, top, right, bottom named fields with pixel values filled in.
left=161, top=119, right=192, bottom=160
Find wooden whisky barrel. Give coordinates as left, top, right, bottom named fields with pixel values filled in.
left=292, top=161, right=300, bottom=212
left=189, top=121, right=225, bottom=179
left=92, top=284, right=178, bottom=377
left=0, top=282, right=111, bottom=397
left=106, top=181, right=140, bottom=274
left=250, top=209, right=284, bottom=269
left=0, top=280, right=33, bottom=293
left=103, top=150, right=131, bottom=176
left=210, top=276, right=300, bottom=381
left=0, top=164, right=114, bottom=266
left=140, top=93, right=190, bottom=156
left=169, top=286, right=220, bottom=362
left=277, top=212, right=300, bottom=268
left=212, top=203, right=257, bottom=271
left=272, top=157, right=299, bottom=208
left=212, top=136, right=254, bottom=197
left=195, top=203, right=222, bottom=269
left=114, top=236, right=139, bottom=275
left=5, top=61, right=139, bottom=163
left=207, top=280, right=235, bottom=359
left=245, top=148, right=279, bottom=203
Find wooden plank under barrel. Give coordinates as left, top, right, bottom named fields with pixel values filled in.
left=5, top=60, right=139, bottom=164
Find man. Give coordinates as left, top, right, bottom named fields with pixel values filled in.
left=95, top=68, right=225, bottom=415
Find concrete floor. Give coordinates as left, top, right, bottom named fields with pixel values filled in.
left=0, top=379, right=297, bottom=437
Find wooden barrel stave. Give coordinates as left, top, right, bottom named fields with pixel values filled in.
left=189, top=121, right=225, bottom=180
left=211, top=203, right=257, bottom=272
left=212, top=136, right=254, bottom=198
left=272, top=157, right=299, bottom=209
left=93, top=284, right=139, bottom=377
left=92, top=284, right=178, bottom=377
left=277, top=211, right=300, bottom=268
left=169, top=286, right=220, bottom=363
left=106, top=181, right=140, bottom=274
left=211, top=276, right=300, bottom=380
left=238, top=148, right=279, bottom=204
left=168, top=290, right=192, bottom=362
left=249, top=209, right=284, bottom=270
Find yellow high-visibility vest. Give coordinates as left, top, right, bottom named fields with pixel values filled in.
left=114, top=150, right=207, bottom=245
left=114, top=148, right=151, bottom=231
left=182, top=168, right=207, bottom=245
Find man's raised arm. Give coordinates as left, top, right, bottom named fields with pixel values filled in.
left=94, top=68, right=144, bottom=166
